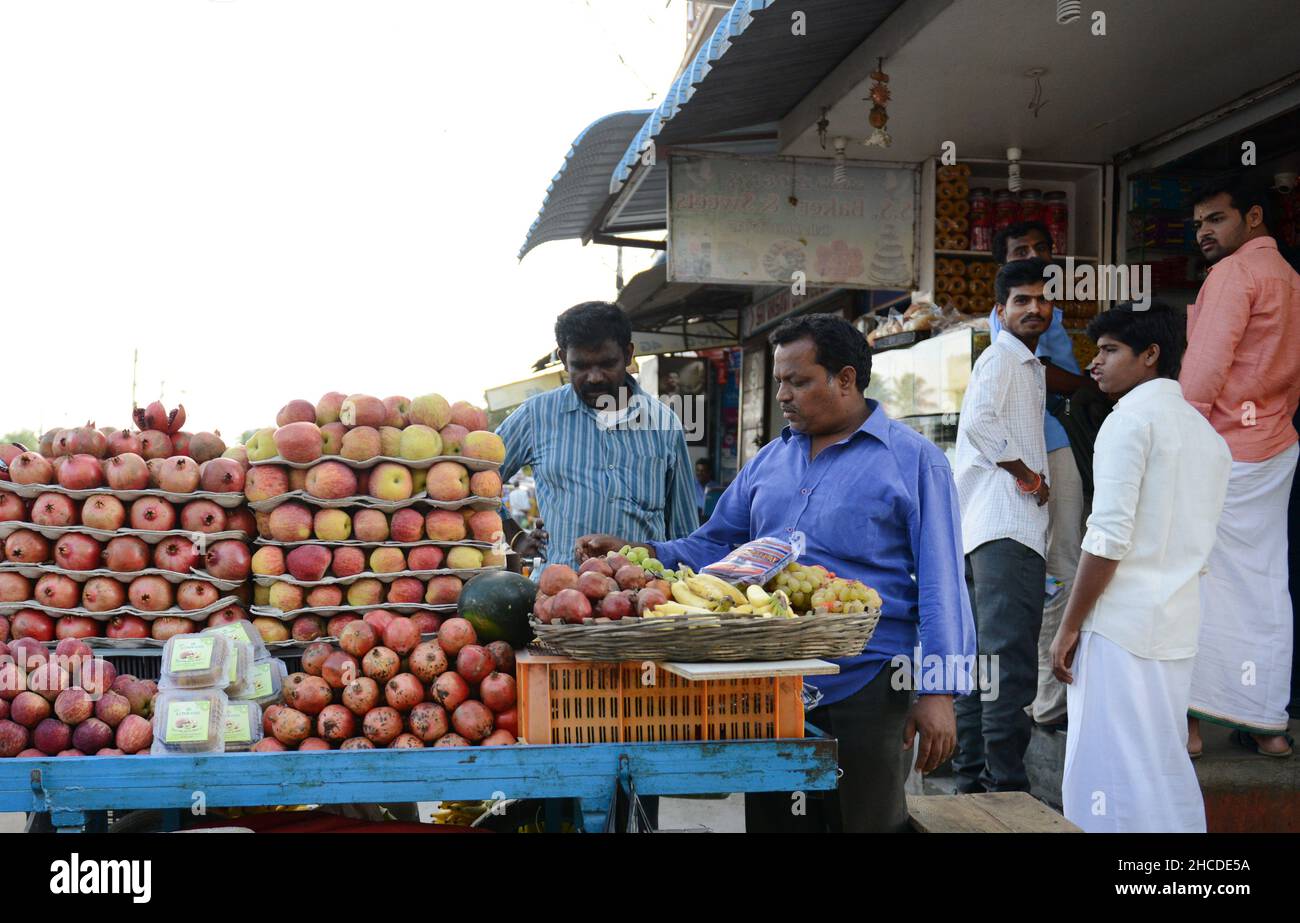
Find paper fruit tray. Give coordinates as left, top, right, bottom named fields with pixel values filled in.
left=0, top=594, right=241, bottom=622
left=529, top=608, right=881, bottom=663
left=0, top=479, right=245, bottom=509
left=250, top=602, right=457, bottom=622
left=0, top=521, right=250, bottom=545
left=252, top=564, right=503, bottom=588
left=249, top=453, right=501, bottom=472
left=0, top=562, right=244, bottom=591
left=250, top=537, right=494, bottom=550
left=247, top=491, right=500, bottom=513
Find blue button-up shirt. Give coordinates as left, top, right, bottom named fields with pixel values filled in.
left=498, top=381, right=700, bottom=574
left=651, top=401, right=976, bottom=707
left=989, top=307, right=1079, bottom=454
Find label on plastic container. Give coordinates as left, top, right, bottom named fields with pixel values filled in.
left=169, top=637, right=215, bottom=673
left=163, top=701, right=212, bottom=743
left=225, top=650, right=240, bottom=687
left=224, top=709, right=252, bottom=744
left=250, top=662, right=275, bottom=699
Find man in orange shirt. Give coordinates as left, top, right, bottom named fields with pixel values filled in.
left=1181, top=176, right=1300, bottom=757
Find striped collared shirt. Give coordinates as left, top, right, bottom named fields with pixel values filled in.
left=498, top=380, right=699, bottom=573
left=954, top=331, right=1049, bottom=558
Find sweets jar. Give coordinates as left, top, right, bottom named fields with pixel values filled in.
left=969, top=188, right=993, bottom=252
left=994, top=190, right=1020, bottom=232
left=1019, top=189, right=1044, bottom=223
left=1045, top=191, right=1069, bottom=254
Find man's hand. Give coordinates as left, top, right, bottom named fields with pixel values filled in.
left=1050, top=626, right=1079, bottom=684
left=513, top=528, right=548, bottom=560
left=903, top=694, right=956, bottom=774
left=1034, top=474, right=1050, bottom=507
left=575, top=533, right=633, bottom=562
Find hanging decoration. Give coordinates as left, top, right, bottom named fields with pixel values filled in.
left=863, top=59, right=892, bottom=148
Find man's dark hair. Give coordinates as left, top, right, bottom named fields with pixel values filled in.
left=769, top=313, right=871, bottom=392
left=1086, top=301, right=1186, bottom=379
left=992, top=220, right=1055, bottom=264
left=1191, top=173, right=1274, bottom=232
left=554, top=301, right=632, bottom=351
left=995, top=257, right=1052, bottom=305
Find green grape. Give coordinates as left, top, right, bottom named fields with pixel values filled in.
left=619, top=545, right=632, bottom=556
left=644, top=558, right=663, bottom=573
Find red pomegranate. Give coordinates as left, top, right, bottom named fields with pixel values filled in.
left=451, top=700, right=494, bottom=742
left=137, top=430, right=173, bottom=461
left=128, top=576, right=174, bottom=612
left=57, top=455, right=104, bottom=490
left=199, top=459, right=245, bottom=494
left=80, top=494, right=126, bottom=531
left=176, top=580, right=219, bottom=611
left=4, top=530, right=50, bottom=565
left=204, top=540, right=251, bottom=580
left=106, top=615, right=149, bottom=639
left=55, top=616, right=101, bottom=640
left=82, top=577, right=128, bottom=612
left=31, top=492, right=78, bottom=527
left=157, top=457, right=200, bottom=493
left=479, top=672, right=517, bottom=712
left=179, top=500, right=227, bottom=534
left=152, top=538, right=200, bottom=574
left=224, top=508, right=256, bottom=535
left=129, top=497, right=176, bottom=531
left=149, top=616, right=195, bottom=640
left=35, top=574, right=81, bottom=609
left=8, top=452, right=54, bottom=486
left=0, top=573, right=31, bottom=603
left=54, top=533, right=103, bottom=571
left=11, top=610, right=56, bottom=642
left=0, top=494, right=25, bottom=523
left=455, top=645, right=496, bottom=685
left=107, top=430, right=143, bottom=457
left=105, top=452, right=150, bottom=490
left=103, top=536, right=150, bottom=573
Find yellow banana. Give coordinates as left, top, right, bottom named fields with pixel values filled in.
left=746, top=585, right=771, bottom=607
left=730, top=604, right=754, bottom=614
left=692, top=573, right=747, bottom=605
left=671, top=581, right=716, bottom=610
left=650, top=601, right=713, bottom=617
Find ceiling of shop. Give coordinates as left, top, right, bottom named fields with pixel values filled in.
left=779, top=0, right=1300, bottom=164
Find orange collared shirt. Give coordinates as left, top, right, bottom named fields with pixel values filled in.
left=1180, top=236, right=1300, bottom=462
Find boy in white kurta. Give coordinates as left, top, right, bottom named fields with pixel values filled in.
left=1051, top=303, right=1231, bottom=833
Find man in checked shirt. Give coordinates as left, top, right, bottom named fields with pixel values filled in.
left=952, top=258, right=1053, bottom=794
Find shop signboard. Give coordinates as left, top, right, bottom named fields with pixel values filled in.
left=669, top=152, right=918, bottom=291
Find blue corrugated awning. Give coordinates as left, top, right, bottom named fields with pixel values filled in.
left=518, top=110, right=652, bottom=260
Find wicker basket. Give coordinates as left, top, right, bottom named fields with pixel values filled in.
left=529, top=608, right=881, bottom=662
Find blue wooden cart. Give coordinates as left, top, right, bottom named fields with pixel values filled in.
left=0, top=735, right=838, bottom=833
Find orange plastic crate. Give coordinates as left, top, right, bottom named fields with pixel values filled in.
left=516, top=651, right=805, bottom=745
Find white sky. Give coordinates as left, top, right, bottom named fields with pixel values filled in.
left=0, top=0, right=684, bottom=441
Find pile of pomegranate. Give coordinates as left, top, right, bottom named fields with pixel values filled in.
left=254, top=614, right=518, bottom=750
left=240, top=392, right=505, bottom=646
left=0, top=637, right=156, bottom=757
left=0, top=403, right=257, bottom=642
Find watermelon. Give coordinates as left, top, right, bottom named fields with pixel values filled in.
left=457, top=571, right=537, bottom=647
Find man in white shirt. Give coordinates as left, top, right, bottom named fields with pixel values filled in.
left=1051, top=302, right=1230, bottom=833
left=952, top=259, right=1052, bottom=794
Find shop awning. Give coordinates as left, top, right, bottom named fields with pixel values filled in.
left=606, top=0, right=909, bottom=220
left=517, top=110, right=652, bottom=260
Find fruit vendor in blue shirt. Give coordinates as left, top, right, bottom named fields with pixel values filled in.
left=578, top=313, right=976, bottom=833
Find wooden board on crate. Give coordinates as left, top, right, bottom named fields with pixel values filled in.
left=907, top=793, right=1081, bottom=833
left=516, top=649, right=809, bottom=745
left=659, top=659, right=838, bottom=681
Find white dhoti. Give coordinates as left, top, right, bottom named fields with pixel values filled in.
left=1062, top=631, right=1205, bottom=833
left=1189, top=443, right=1298, bottom=735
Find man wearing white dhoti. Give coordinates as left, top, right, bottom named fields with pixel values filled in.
left=1181, top=177, right=1300, bottom=757
left=1052, top=303, right=1230, bottom=833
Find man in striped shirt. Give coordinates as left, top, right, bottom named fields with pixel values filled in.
left=497, top=301, right=699, bottom=575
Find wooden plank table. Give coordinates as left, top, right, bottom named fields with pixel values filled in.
left=0, top=737, right=839, bottom=833
left=907, top=793, right=1081, bottom=833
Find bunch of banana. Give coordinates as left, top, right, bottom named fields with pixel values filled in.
left=647, top=570, right=793, bottom=619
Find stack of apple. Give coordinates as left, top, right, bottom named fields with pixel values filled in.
left=240, top=391, right=506, bottom=645
left=252, top=613, right=517, bottom=750
left=0, top=637, right=157, bottom=757
left=0, top=402, right=256, bottom=643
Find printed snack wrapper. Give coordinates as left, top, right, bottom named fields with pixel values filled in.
left=151, top=688, right=229, bottom=755
left=700, top=536, right=799, bottom=587
left=245, top=657, right=287, bottom=708
left=159, top=632, right=232, bottom=690
left=223, top=700, right=264, bottom=752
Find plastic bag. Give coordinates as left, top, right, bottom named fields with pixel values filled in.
left=701, top=536, right=799, bottom=586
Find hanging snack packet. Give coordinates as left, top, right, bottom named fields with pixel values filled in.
left=700, top=536, right=800, bottom=587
